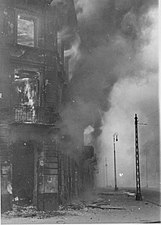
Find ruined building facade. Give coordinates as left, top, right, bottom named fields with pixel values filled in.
left=0, top=0, right=96, bottom=212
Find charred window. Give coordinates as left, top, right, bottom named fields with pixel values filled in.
left=17, top=13, right=37, bottom=47
left=13, top=69, right=40, bottom=122
left=14, top=69, right=40, bottom=106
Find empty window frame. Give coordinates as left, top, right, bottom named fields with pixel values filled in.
left=17, top=12, right=38, bottom=47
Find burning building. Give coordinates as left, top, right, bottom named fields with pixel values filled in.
left=0, top=0, right=96, bottom=212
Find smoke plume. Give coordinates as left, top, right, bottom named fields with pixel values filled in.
left=59, top=0, right=159, bottom=188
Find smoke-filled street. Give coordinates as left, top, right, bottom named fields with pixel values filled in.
left=0, top=0, right=160, bottom=223
left=2, top=187, right=160, bottom=224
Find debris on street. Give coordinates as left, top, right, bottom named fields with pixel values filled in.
left=3, top=204, right=66, bottom=219
left=1, top=189, right=160, bottom=224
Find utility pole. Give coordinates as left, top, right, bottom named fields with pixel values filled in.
left=105, top=157, right=108, bottom=188
left=113, top=133, right=118, bottom=191
left=134, top=114, right=142, bottom=200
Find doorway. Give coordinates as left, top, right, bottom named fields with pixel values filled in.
left=12, top=141, right=34, bottom=205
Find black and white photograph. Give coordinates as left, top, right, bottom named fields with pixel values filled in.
left=0, top=0, right=160, bottom=224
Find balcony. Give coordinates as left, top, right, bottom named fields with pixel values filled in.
left=12, top=106, right=60, bottom=125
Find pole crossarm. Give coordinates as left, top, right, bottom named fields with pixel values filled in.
left=138, top=123, right=148, bottom=126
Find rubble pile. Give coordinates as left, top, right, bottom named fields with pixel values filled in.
left=67, top=202, right=85, bottom=210
left=3, top=201, right=86, bottom=219
left=3, top=204, right=66, bottom=219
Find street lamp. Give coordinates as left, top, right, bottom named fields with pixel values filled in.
left=113, top=133, right=118, bottom=191
left=146, top=150, right=148, bottom=188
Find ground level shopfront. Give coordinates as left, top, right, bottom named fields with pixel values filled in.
left=1, top=124, right=96, bottom=212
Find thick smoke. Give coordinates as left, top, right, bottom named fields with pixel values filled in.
left=96, top=3, right=159, bottom=187
left=60, top=0, right=159, bottom=188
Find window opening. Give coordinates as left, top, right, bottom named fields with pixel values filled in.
left=13, top=69, right=40, bottom=122
left=17, top=14, right=37, bottom=47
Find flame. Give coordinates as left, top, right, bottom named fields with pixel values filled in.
left=23, top=78, right=36, bottom=119
left=64, top=34, right=81, bottom=80
left=64, top=34, right=80, bottom=58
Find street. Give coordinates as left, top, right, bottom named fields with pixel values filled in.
left=142, top=188, right=161, bottom=206
left=2, top=187, right=160, bottom=224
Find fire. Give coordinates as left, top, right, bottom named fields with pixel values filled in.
left=15, top=77, right=36, bottom=121
left=23, top=78, right=36, bottom=119
left=64, top=34, right=81, bottom=80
